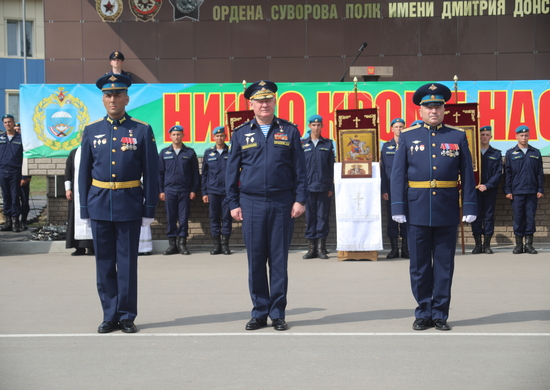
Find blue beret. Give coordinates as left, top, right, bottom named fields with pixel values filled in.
left=515, top=125, right=529, bottom=133
left=411, top=120, right=424, bottom=127
left=480, top=126, right=492, bottom=132
left=169, top=125, right=184, bottom=133
left=109, top=51, right=125, bottom=61
left=244, top=80, right=278, bottom=100
left=213, top=126, right=225, bottom=135
left=391, top=118, right=405, bottom=126
left=96, top=74, right=132, bottom=92
left=308, top=114, right=323, bottom=123
left=413, top=83, right=452, bottom=106
left=2, top=114, right=14, bottom=120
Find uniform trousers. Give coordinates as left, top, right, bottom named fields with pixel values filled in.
left=408, top=224, right=457, bottom=321
left=91, top=219, right=141, bottom=322
left=164, top=190, right=191, bottom=237
left=1, top=170, right=21, bottom=217
left=385, top=194, right=407, bottom=238
left=20, top=182, right=30, bottom=222
left=241, top=192, right=294, bottom=320
left=471, top=190, right=497, bottom=235
left=208, top=192, right=232, bottom=237
left=305, top=191, right=331, bottom=239
left=511, top=193, right=538, bottom=236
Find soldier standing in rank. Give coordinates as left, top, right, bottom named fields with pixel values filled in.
left=158, top=125, right=200, bottom=256
left=79, top=74, right=158, bottom=333
left=301, top=114, right=334, bottom=260
left=471, top=126, right=502, bottom=254
left=504, top=125, right=544, bottom=254
left=226, top=80, right=307, bottom=331
left=14, top=122, right=32, bottom=230
left=391, top=83, right=477, bottom=331
left=106, top=51, right=132, bottom=80
left=0, top=114, right=23, bottom=232
left=380, top=118, right=409, bottom=259
left=202, top=125, right=232, bottom=255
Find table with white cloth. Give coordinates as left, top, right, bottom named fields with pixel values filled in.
left=334, top=162, right=383, bottom=259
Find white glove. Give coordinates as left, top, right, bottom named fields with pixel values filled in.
left=462, top=215, right=476, bottom=223
left=82, top=218, right=91, bottom=227
left=392, top=215, right=407, bottom=223
left=141, top=217, right=154, bottom=227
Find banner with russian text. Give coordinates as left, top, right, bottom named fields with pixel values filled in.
left=20, top=80, right=550, bottom=158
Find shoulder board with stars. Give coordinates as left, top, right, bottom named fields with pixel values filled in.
left=233, top=121, right=251, bottom=132
left=402, top=123, right=422, bottom=133
left=130, top=117, right=150, bottom=126
left=87, top=118, right=102, bottom=126
left=276, top=118, right=298, bottom=128
left=445, top=124, right=464, bottom=132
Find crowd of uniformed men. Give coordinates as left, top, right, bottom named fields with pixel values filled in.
left=1, top=75, right=544, bottom=334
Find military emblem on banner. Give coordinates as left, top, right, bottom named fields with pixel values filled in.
left=32, top=88, right=90, bottom=151
left=96, top=0, right=123, bottom=22
left=129, top=0, right=163, bottom=22
left=169, top=0, right=204, bottom=21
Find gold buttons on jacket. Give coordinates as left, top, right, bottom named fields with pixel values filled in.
left=432, top=191, right=437, bottom=195
left=112, top=161, right=116, bottom=165
left=114, top=127, right=118, bottom=130
left=432, top=143, right=436, bottom=147
left=432, top=154, right=436, bottom=158
left=433, top=166, right=437, bottom=170
left=112, top=149, right=116, bottom=153
left=113, top=138, right=117, bottom=141
left=112, top=174, right=116, bottom=178
left=432, top=133, right=436, bottom=136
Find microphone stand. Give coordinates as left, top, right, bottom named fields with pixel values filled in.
left=339, top=46, right=365, bottom=82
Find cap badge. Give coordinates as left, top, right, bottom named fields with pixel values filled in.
left=429, top=84, right=437, bottom=91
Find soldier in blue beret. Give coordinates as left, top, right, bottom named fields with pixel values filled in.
left=471, top=126, right=502, bottom=254
left=79, top=73, right=158, bottom=333
left=504, top=125, right=544, bottom=254
left=301, top=114, right=334, bottom=260
left=380, top=118, right=408, bottom=259
left=106, top=51, right=131, bottom=80
left=226, top=80, right=308, bottom=331
left=159, top=125, right=200, bottom=255
left=0, top=114, right=23, bottom=232
left=202, top=125, right=232, bottom=255
left=391, top=83, right=477, bottom=331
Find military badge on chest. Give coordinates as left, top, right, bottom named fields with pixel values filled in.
left=93, top=134, right=106, bottom=148
left=121, top=130, right=137, bottom=151
left=409, top=140, right=425, bottom=155
left=274, top=127, right=290, bottom=146
left=440, top=143, right=460, bottom=157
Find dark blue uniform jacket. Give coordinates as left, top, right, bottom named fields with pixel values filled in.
left=226, top=116, right=308, bottom=210
left=503, top=145, right=544, bottom=195
left=158, top=144, right=200, bottom=194
left=480, top=145, right=502, bottom=191
left=380, top=138, right=398, bottom=195
left=0, top=132, right=23, bottom=171
left=302, top=136, right=335, bottom=193
left=79, top=114, right=159, bottom=221
left=201, top=145, right=228, bottom=196
left=391, top=122, right=477, bottom=226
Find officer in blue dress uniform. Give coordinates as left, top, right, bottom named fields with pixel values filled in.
left=504, top=125, right=544, bottom=254
left=380, top=118, right=409, bottom=259
left=301, top=114, right=334, bottom=260
left=106, top=51, right=132, bottom=80
left=158, top=125, right=200, bottom=255
left=391, top=83, right=477, bottom=331
left=202, top=125, right=232, bottom=255
left=79, top=74, right=158, bottom=333
left=0, top=114, right=23, bottom=232
left=226, top=80, right=308, bottom=331
left=471, top=126, right=502, bottom=254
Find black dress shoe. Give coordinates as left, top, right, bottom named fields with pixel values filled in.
left=98, top=321, right=120, bottom=333
left=245, top=317, right=267, bottom=330
left=120, top=319, right=137, bottom=333
left=71, top=248, right=86, bottom=256
left=272, top=318, right=289, bottom=331
left=412, top=318, right=432, bottom=331
left=433, top=319, right=451, bottom=331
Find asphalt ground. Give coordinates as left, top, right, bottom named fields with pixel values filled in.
left=0, top=244, right=549, bottom=390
